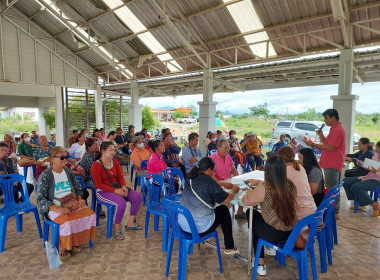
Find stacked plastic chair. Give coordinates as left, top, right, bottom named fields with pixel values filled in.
left=0, top=174, right=42, bottom=252
left=161, top=167, right=184, bottom=202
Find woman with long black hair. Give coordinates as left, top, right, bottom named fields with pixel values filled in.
left=179, top=157, right=240, bottom=255
left=242, top=155, right=298, bottom=276
left=298, top=148, right=325, bottom=206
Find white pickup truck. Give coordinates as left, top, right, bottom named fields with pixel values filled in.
left=272, top=120, right=360, bottom=146
left=175, top=116, right=197, bottom=124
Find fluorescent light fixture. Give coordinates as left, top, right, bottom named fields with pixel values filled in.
left=103, top=0, right=183, bottom=72
left=223, top=0, right=276, bottom=58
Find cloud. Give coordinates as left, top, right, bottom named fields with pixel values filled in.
left=140, top=82, right=380, bottom=114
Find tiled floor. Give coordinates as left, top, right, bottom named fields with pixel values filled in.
left=0, top=173, right=379, bottom=280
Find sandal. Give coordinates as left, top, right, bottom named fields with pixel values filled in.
left=125, top=223, right=143, bottom=231
left=72, top=246, right=82, bottom=252
left=58, top=249, right=71, bottom=259
left=114, top=231, right=124, bottom=240
left=373, top=210, right=379, bottom=217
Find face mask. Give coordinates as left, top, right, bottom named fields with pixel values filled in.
left=211, top=138, right=216, bottom=142
left=25, top=137, right=31, bottom=142
left=231, top=134, right=236, bottom=139
left=137, top=143, right=145, bottom=148
left=85, top=133, right=89, bottom=138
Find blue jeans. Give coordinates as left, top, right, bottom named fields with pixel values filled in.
left=343, top=176, right=380, bottom=206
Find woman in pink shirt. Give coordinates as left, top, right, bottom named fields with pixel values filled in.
left=343, top=141, right=380, bottom=217
left=278, top=147, right=317, bottom=220
left=147, top=140, right=167, bottom=174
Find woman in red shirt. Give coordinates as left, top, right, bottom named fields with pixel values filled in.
left=91, top=142, right=142, bottom=240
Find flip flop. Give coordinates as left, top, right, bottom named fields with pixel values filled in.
left=125, top=223, right=143, bottom=231
left=72, top=246, right=82, bottom=252
left=58, top=249, right=72, bottom=259
left=114, top=231, right=124, bottom=240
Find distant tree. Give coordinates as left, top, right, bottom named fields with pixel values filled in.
left=43, top=107, right=56, bottom=130
left=372, top=114, right=379, bottom=124
left=249, top=103, right=269, bottom=116
left=172, top=111, right=185, bottom=119
left=142, top=106, right=157, bottom=130
left=189, top=105, right=198, bottom=116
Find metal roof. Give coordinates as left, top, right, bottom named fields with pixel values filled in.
left=8, top=0, right=380, bottom=96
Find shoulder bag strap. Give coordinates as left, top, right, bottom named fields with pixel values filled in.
left=99, top=159, right=119, bottom=187
left=189, top=179, right=214, bottom=209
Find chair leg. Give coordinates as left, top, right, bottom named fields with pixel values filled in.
left=252, top=241, right=263, bottom=280
left=106, top=205, right=114, bottom=238
left=178, top=240, right=190, bottom=280
left=309, top=246, right=317, bottom=280
left=91, top=189, right=96, bottom=212
left=153, top=214, right=159, bottom=232
left=162, top=217, right=168, bottom=252
left=96, top=202, right=101, bottom=226
left=214, top=235, right=223, bottom=273
left=0, top=217, right=8, bottom=253
left=32, top=209, right=43, bottom=238
left=43, top=221, right=50, bottom=247
left=354, top=198, right=359, bottom=213
left=145, top=212, right=150, bottom=239
left=317, top=230, right=327, bottom=273
left=165, top=234, right=174, bottom=277
left=296, top=253, right=307, bottom=280
left=51, top=223, right=59, bottom=248
left=332, top=215, right=338, bottom=245
left=16, top=214, right=23, bottom=232
left=89, top=240, right=93, bottom=248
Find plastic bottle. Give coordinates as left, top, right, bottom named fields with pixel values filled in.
left=49, top=245, right=59, bottom=270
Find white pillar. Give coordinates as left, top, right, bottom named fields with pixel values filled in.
left=332, top=49, right=358, bottom=153
left=38, top=107, right=51, bottom=140
left=128, top=80, right=143, bottom=131
left=54, top=87, right=64, bottom=147
left=198, top=69, right=217, bottom=155
left=95, top=85, right=103, bottom=129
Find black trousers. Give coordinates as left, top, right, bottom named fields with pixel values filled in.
left=246, top=208, right=292, bottom=258
left=344, top=168, right=368, bottom=178
left=247, top=154, right=263, bottom=170
left=200, top=205, right=235, bottom=249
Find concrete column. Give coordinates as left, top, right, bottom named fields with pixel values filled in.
left=38, top=107, right=51, bottom=139
left=332, top=49, right=358, bottom=153
left=128, top=80, right=143, bottom=131
left=95, top=85, right=103, bottom=129
left=54, top=87, right=64, bottom=147
left=198, top=69, right=217, bottom=155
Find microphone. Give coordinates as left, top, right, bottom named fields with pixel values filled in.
left=317, top=123, right=325, bottom=133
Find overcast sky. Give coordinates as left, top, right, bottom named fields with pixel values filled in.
left=140, top=81, right=380, bottom=115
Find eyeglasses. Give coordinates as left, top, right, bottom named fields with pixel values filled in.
left=221, top=146, right=230, bottom=150
left=54, top=155, right=69, bottom=160
left=107, top=149, right=116, bottom=152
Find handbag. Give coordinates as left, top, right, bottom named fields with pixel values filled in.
left=54, top=193, right=80, bottom=212
left=99, top=159, right=122, bottom=189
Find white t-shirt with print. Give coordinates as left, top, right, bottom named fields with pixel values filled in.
left=52, top=170, right=72, bottom=205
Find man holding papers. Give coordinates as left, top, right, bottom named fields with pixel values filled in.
left=342, top=141, right=380, bottom=217
left=304, top=109, right=346, bottom=219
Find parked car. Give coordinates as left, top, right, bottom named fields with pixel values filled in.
left=175, top=117, right=197, bottom=124
left=272, top=120, right=360, bottom=146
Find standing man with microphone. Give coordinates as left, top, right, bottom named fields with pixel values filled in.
left=304, top=109, right=346, bottom=220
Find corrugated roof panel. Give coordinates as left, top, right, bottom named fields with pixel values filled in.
left=78, top=50, right=110, bottom=67
left=33, top=11, right=68, bottom=36
left=90, top=13, right=132, bottom=41
left=14, top=0, right=42, bottom=17
left=113, top=39, right=150, bottom=58
left=65, top=0, right=106, bottom=20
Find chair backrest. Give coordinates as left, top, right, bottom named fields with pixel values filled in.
left=161, top=167, right=185, bottom=195
left=140, top=173, right=166, bottom=203
left=282, top=209, right=326, bottom=252
left=209, top=149, right=217, bottom=156
left=0, top=174, right=31, bottom=208
left=76, top=176, right=86, bottom=188
left=162, top=198, right=202, bottom=242
left=322, top=182, right=342, bottom=203
left=316, top=196, right=335, bottom=225
left=140, top=159, right=148, bottom=170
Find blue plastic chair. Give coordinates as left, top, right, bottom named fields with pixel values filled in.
left=162, top=198, right=223, bottom=280
left=76, top=177, right=96, bottom=211
left=354, top=185, right=380, bottom=213
left=322, top=183, right=342, bottom=246
left=48, top=141, right=55, bottom=147
left=315, top=196, right=336, bottom=273
left=23, top=165, right=36, bottom=180
left=253, top=210, right=326, bottom=280
left=140, top=174, right=169, bottom=251
left=43, top=220, right=93, bottom=248
left=207, top=149, right=217, bottom=156
left=161, top=167, right=184, bottom=201
left=132, top=160, right=149, bottom=190
left=95, top=197, right=115, bottom=239
left=0, top=174, right=43, bottom=253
